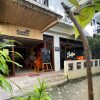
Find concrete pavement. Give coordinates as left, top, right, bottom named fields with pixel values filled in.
left=0, top=71, right=67, bottom=100
left=48, top=75, right=100, bottom=100
left=0, top=72, right=100, bottom=100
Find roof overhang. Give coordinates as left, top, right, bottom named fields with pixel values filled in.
left=0, top=0, right=62, bottom=32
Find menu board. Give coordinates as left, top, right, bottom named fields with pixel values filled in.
left=41, top=48, right=51, bottom=63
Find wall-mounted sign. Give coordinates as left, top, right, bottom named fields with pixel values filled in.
left=16, top=30, right=30, bottom=36
left=55, top=47, right=60, bottom=51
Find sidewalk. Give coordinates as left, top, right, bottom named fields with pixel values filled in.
left=0, top=71, right=67, bottom=100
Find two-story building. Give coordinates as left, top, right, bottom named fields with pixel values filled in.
left=0, top=0, right=84, bottom=76
left=0, top=0, right=62, bottom=75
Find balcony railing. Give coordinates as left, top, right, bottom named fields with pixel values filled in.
left=33, top=0, right=48, bottom=7
left=60, top=16, right=73, bottom=26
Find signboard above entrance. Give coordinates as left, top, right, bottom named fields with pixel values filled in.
left=16, top=30, right=30, bottom=36
left=0, top=23, right=43, bottom=40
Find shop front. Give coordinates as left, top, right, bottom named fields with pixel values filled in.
left=0, top=0, right=61, bottom=76
left=0, top=23, right=55, bottom=76
left=0, top=23, right=44, bottom=75
left=60, top=38, right=84, bottom=69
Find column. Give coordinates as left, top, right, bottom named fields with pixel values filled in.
left=54, top=35, right=60, bottom=71
left=12, top=45, right=15, bottom=76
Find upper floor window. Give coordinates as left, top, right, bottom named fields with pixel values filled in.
left=43, top=0, right=48, bottom=7
left=34, top=0, right=48, bottom=7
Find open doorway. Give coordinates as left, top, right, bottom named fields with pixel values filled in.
left=0, top=35, right=54, bottom=76
left=14, top=47, right=30, bottom=74
left=13, top=38, right=43, bottom=75
left=60, top=38, right=84, bottom=70
left=43, top=35, right=54, bottom=70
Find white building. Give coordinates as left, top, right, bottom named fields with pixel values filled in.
left=43, top=0, right=83, bottom=71
left=93, top=12, right=100, bottom=35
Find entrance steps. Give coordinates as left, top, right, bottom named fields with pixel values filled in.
left=39, top=71, right=68, bottom=87
left=9, top=71, right=67, bottom=88
left=3, top=71, right=68, bottom=99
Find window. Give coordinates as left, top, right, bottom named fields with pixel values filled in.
left=43, top=0, right=48, bottom=6
left=33, top=0, right=48, bottom=7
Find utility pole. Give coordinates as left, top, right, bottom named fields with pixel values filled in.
left=61, top=2, right=94, bottom=100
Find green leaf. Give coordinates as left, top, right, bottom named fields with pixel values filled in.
left=94, top=0, right=100, bottom=3
left=6, top=60, right=23, bottom=67
left=74, top=6, right=95, bottom=39
left=0, top=50, right=8, bottom=59
left=9, top=79, right=22, bottom=90
left=0, top=63, right=8, bottom=74
left=9, top=51, right=23, bottom=59
left=69, top=0, right=79, bottom=7
left=94, top=3, right=100, bottom=11
left=11, top=78, right=51, bottom=100
left=2, top=63, right=9, bottom=75
left=74, top=25, right=80, bottom=39
left=79, top=6, right=95, bottom=28
left=0, top=74, right=12, bottom=92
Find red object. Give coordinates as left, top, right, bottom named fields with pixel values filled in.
left=76, top=56, right=84, bottom=60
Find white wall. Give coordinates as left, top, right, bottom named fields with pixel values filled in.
left=48, top=0, right=71, bottom=16
left=44, top=30, right=75, bottom=71
left=54, top=35, right=60, bottom=71
left=44, top=0, right=74, bottom=71
left=49, top=25, right=74, bottom=35
left=93, top=12, right=100, bottom=35
left=64, top=59, right=100, bottom=79
left=49, top=0, right=64, bottom=16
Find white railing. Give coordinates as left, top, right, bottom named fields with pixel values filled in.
left=64, top=59, right=100, bottom=79
left=60, top=17, right=73, bottom=26
left=26, top=0, right=48, bottom=7
left=33, top=0, right=48, bottom=6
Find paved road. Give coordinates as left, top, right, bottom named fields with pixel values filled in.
left=48, top=75, right=100, bottom=100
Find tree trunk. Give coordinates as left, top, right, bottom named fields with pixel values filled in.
left=61, top=2, right=94, bottom=100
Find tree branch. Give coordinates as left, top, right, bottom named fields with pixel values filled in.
left=69, top=0, right=94, bottom=15
left=61, top=2, right=94, bottom=100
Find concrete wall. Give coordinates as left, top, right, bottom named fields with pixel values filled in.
left=48, top=0, right=71, bottom=16
left=64, top=59, right=100, bottom=80
left=44, top=0, right=74, bottom=71
left=44, top=28, right=75, bottom=71
left=67, top=67, right=100, bottom=79
left=49, top=25, right=74, bottom=35
left=48, top=0, right=73, bottom=26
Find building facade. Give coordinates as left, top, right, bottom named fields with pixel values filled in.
left=93, top=12, right=100, bottom=35
left=43, top=0, right=83, bottom=71
left=0, top=0, right=61, bottom=75
left=0, top=0, right=84, bottom=75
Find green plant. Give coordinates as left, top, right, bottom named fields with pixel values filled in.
left=68, top=0, right=100, bottom=39
left=12, top=79, right=51, bottom=100
left=29, top=79, right=51, bottom=100
left=88, top=35, right=100, bottom=59
left=0, top=40, right=22, bottom=92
